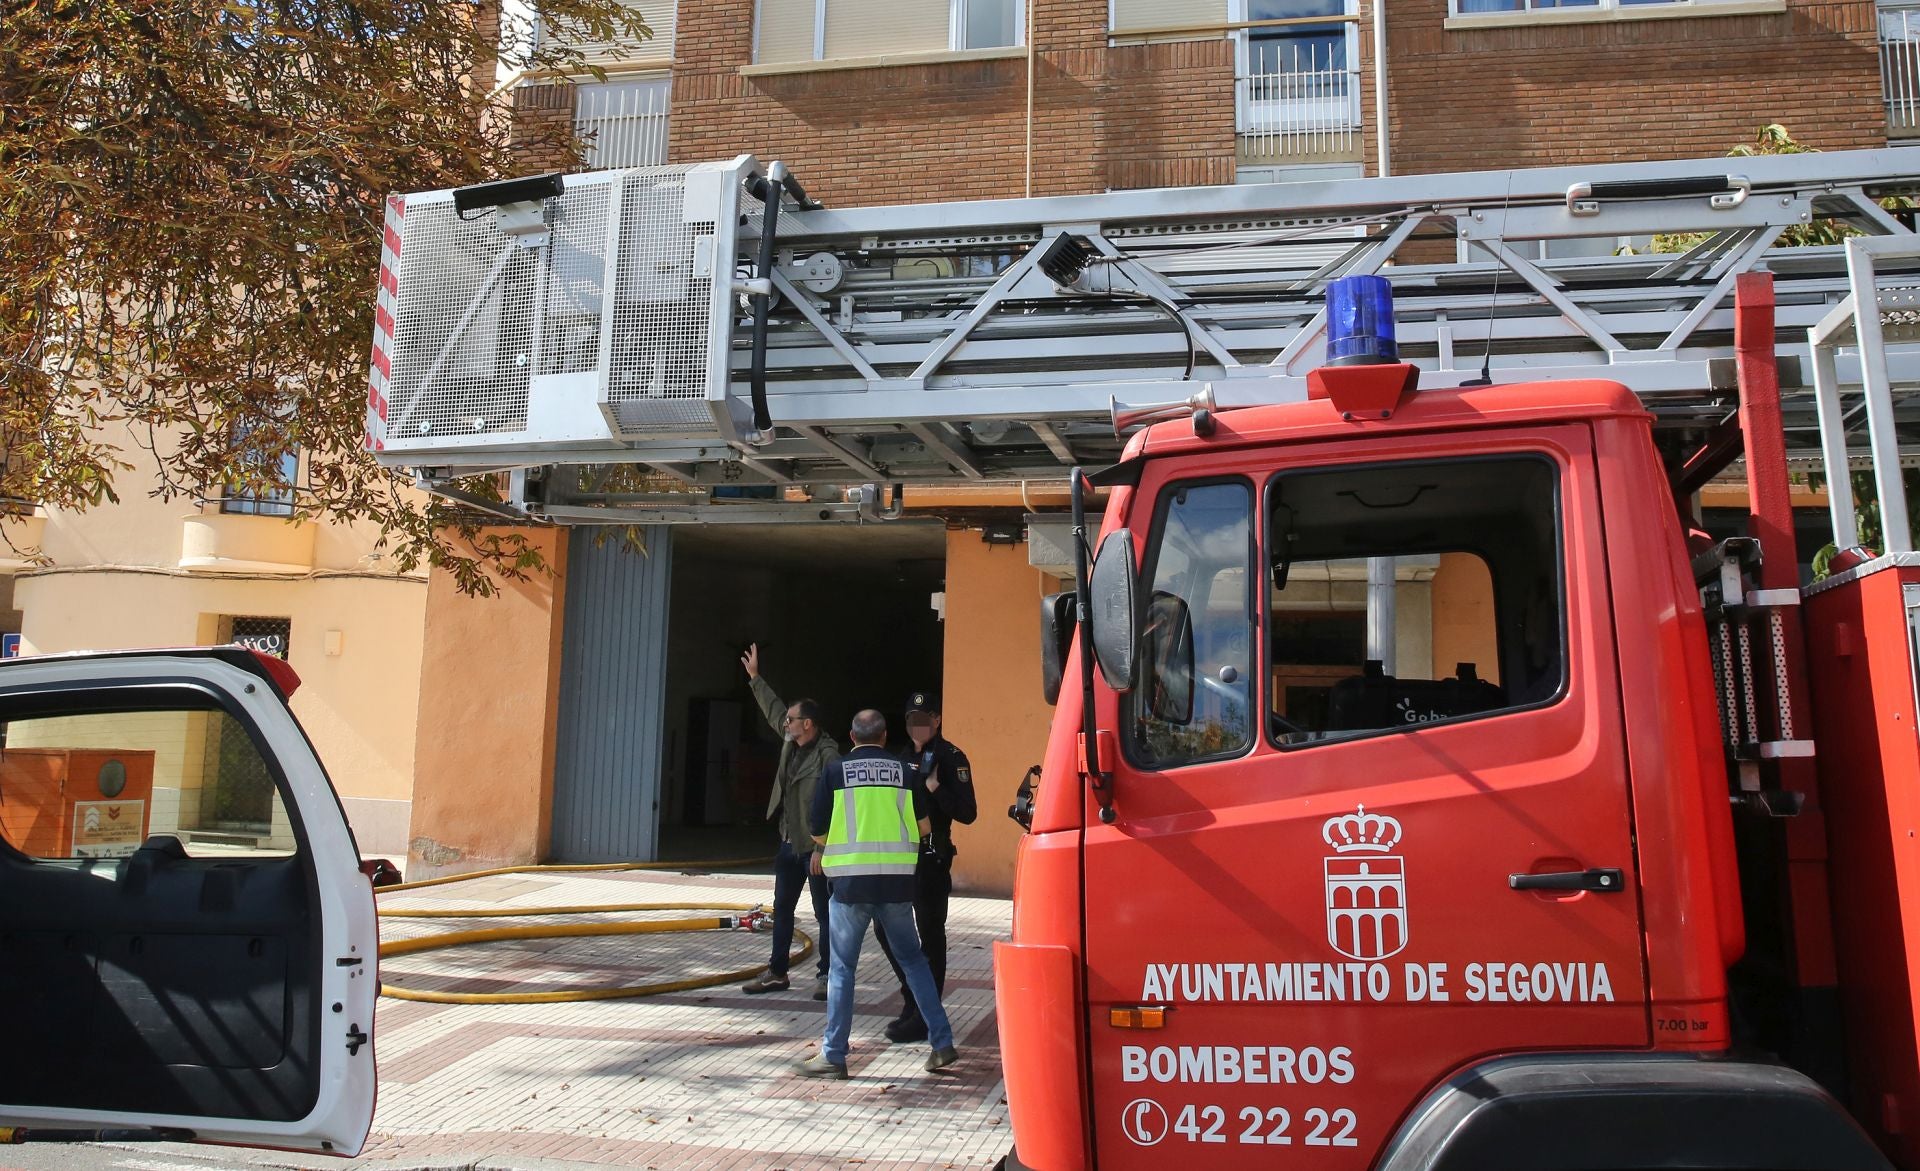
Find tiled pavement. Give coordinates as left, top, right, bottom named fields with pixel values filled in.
left=77, top=867, right=1013, bottom=1171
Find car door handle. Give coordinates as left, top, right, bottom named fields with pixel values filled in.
left=1508, top=868, right=1625, bottom=893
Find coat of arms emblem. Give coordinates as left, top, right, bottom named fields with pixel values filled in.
left=1323, top=805, right=1407, bottom=961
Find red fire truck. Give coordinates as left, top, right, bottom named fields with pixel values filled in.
left=347, top=148, right=1920, bottom=1170
left=997, top=271, right=1920, bottom=1171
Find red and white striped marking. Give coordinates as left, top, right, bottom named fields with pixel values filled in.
left=366, top=195, right=405, bottom=451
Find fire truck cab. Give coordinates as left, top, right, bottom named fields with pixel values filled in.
left=996, top=339, right=1906, bottom=1170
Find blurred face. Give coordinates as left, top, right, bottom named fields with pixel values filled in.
left=906, top=711, right=939, bottom=743
left=784, top=706, right=817, bottom=746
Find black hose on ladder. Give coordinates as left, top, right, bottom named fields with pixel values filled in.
left=746, top=172, right=785, bottom=439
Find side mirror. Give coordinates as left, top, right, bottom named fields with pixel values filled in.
left=1008, top=764, right=1041, bottom=832
left=1088, top=529, right=1139, bottom=690
left=1141, top=590, right=1195, bottom=723
left=1040, top=591, right=1076, bottom=706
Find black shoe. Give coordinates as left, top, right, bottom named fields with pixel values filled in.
left=885, top=1013, right=929, bottom=1043
left=925, top=1045, right=960, bottom=1072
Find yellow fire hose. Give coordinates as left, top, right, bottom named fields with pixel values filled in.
left=374, top=858, right=813, bottom=1005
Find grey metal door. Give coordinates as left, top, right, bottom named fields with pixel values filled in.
left=550, top=527, right=672, bottom=862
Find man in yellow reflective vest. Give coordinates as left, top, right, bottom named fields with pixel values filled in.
left=796, top=709, right=959, bottom=1079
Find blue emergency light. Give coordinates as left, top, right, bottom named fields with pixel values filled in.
left=1326, top=274, right=1399, bottom=366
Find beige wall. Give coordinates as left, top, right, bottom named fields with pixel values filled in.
left=31, top=421, right=407, bottom=574
left=13, top=422, right=429, bottom=855
left=1430, top=552, right=1499, bottom=686
left=943, top=528, right=1056, bottom=895
left=407, top=527, right=568, bottom=878
left=14, top=569, right=427, bottom=853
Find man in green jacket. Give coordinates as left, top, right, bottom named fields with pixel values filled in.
left=740, top=643, right=839, bottom=999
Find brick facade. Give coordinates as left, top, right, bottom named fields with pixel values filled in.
left=504, top=1, right=1889, bottom=199
left=1384, top=0, right=1886, bottom=177
left=511, top=83, right=585, bottom=175
left=667, top=1, right=1236, bottom=206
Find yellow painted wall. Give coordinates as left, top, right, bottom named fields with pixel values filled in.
left=1429, top=552, right=1499, bottom=686
left=942, top=528, right=1056, bottom=895
left=14, top=569, right=428, bottom=852
left=32, top=422, right=402, bottom=575
left=406, top=528, right=568, bottom=878
left=14, top=421, right=431, bottom=854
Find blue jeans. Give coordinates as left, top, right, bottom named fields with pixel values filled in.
left=822, top=894, right=955, bottom=1066
left=769, top=841, right=830, bottom=979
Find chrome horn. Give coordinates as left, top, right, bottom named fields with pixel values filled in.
left=1110, top=382, right=1218, bottom=436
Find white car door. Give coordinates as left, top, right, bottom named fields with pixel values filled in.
left=0, top=649, right=377, bottom=1155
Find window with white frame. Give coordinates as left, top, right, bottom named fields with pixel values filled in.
left=1452, top=0, right=1755, bottom=17
left=1241, top=0, right=1351, bottom=76
left=755, top=0, right=1022, bottom=65
left=957, top=0, right=1020, bottom=47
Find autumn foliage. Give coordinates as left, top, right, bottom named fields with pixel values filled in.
left=0, top=0, right=647, bottom=591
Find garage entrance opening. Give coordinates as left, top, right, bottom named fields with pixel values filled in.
left=657, top=523, right=947, bottom=863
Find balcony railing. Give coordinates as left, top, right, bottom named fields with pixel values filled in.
left=575, top=78, right=670, bottom=170
left=1883, top=5, right=1920, bottom=137
left=1237, top=52, right=1363, bottom=158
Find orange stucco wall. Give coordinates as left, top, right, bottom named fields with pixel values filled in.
left=1430, top=552, right=1500, bottom=686
left=943, top=529, right=1058, bottom=895
left=406, top=529, right=568, bottom=879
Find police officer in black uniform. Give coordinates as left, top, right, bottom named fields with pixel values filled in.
left=873, top=690, right=978, bottom=1043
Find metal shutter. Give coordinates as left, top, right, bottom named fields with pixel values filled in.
left=1112, top=0, right=1228, bottom=35
left=825, top=0, right=948, bottom=58
left=757, top=0, right=817, bottom=63
left=546, top=0, right=677, bottom=62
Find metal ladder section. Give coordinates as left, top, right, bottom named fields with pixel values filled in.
left=1808, top=234, right=1920, bottom=555
left=370, top=149, right=1920, bottom=524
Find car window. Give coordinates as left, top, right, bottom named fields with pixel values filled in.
left=0, top=703, right=300, bottom=861
left=1267, top=455, right=1563, bottom=747
left=1126, top=479, right=1256, bottom=768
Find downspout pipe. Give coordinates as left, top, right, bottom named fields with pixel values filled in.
left=1025, top=0, right=1036, bottom=197
left=1372, top=0, right=1390, bottom=178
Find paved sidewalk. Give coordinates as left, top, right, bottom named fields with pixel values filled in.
left=30, top=866, right=1014, bottom=1171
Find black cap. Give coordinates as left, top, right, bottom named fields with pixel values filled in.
left=905, top=691, right=940, bottom=715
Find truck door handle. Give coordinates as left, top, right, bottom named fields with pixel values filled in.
left=1508, top=868, right=1624, bottom=893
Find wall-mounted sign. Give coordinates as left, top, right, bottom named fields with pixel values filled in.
left=233, top=632, right=287, bottom=657
left=72, top=800, right=145, bottom=858
left=228, top=616, right=293, bottom=661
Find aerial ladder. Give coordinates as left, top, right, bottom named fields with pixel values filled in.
left=369, top=148, right=1920, bottom=543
